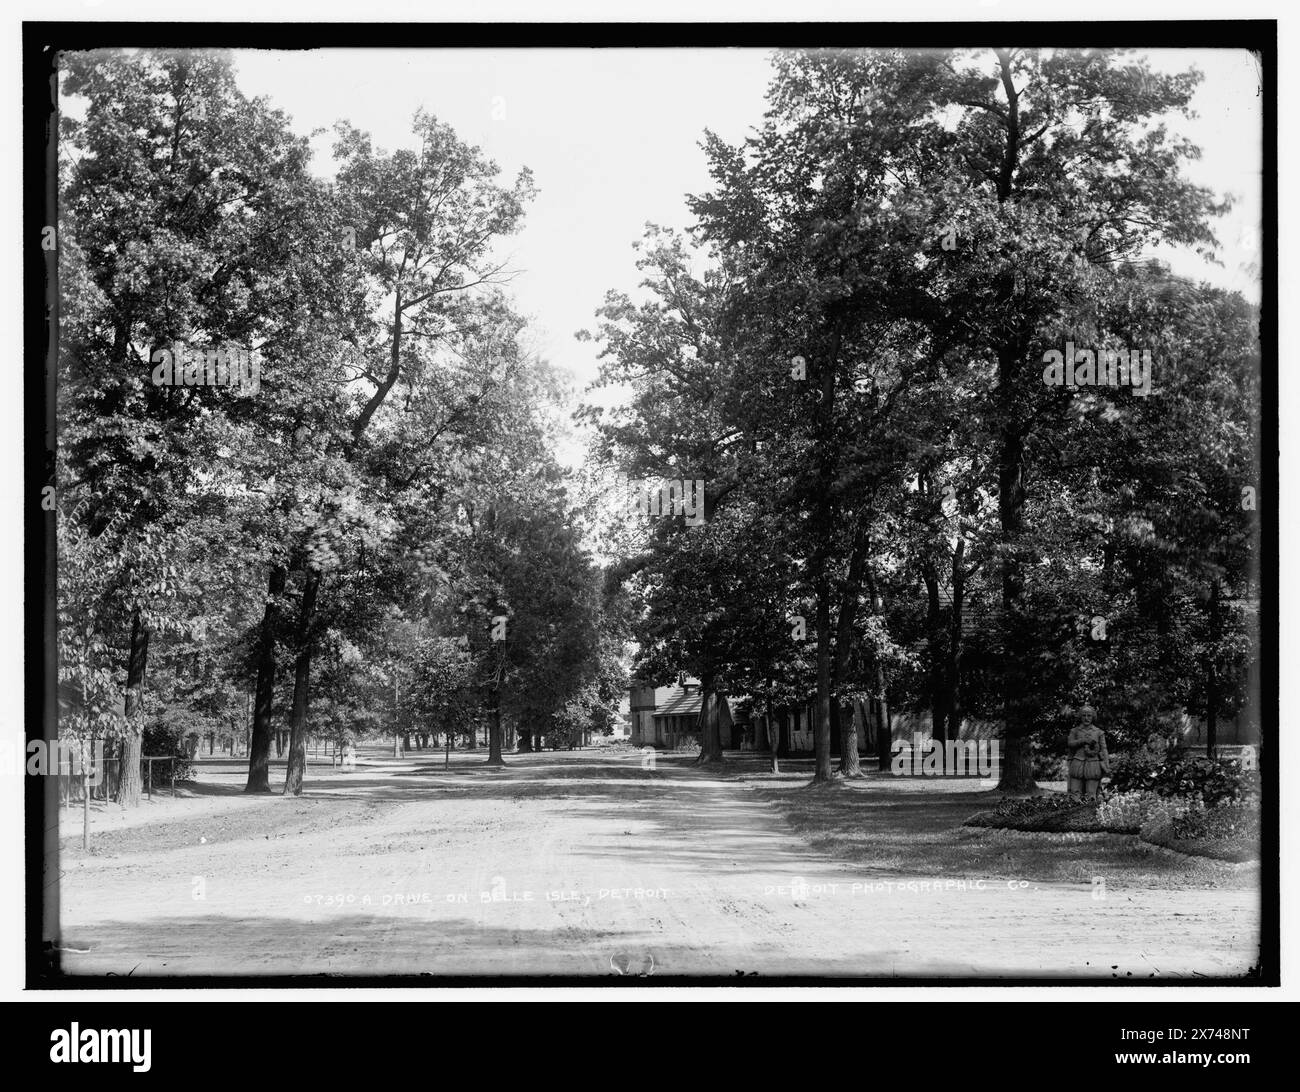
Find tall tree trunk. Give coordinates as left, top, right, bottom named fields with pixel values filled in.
left=989, top=65, right=1036, bottom=791
left=118, top=608, right=149, bottom=807
left=1205, top=665, right=1219, bottom=758
left=995, top=341, right=1037, bottom=792
left=766, top=694, right=779, bottom=774
left=81, top=740, right=90, bottom=851
left=807, top=327, right=843, bottom=785
left=813, top=582, right=834, bottom=782
left=838, top=700, right=861, bottom=776
left=945, top=538, right=967, bottom=744
left=283, top=567, right=320, bottom=796
left=922, top=560, right=950, bottom=769
left=104, top=736, right=121, bottom=803
left=833, top=521, right=870, bottom=777
left=695, top=675, right=726, bottom=764
left=1205, top=578, right=1222, bottom=758
left=245, top=564, right=286, bottom=794
left=486, top=690, right=505, bottom=766
left=865, top=569, right=894, bottom=771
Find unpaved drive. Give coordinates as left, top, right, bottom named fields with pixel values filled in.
left=55, top=747, right=1259, bottom=978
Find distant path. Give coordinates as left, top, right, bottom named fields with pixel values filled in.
left=58, top=747, right=1259, bottom=978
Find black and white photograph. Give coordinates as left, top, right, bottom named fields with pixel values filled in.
left=11, top=4, right=1288, bottom=1031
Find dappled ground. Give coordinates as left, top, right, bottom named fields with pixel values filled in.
left=721, top=762, right=1259, bottom=891
left=55, top=744, right=1260, bottom=979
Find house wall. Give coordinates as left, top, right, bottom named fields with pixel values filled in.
left=702, top=699, right=1260, bottom=757
left=630, top=710, right=659, bottom=747
left=761, top=701, right=917, bottom=755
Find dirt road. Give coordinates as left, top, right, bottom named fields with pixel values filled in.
left=56, top=747, right=1259, bottom=979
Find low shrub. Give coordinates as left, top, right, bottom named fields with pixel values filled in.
left=1139, top=798, right=1261, bottom=863
left=1137, top=794, right=1204, bottom=843
left=1108, top=754, right=1256, bottom=808
left=1172, top=801, right=1260, bottom=842
left=141, top=722, right=197, bottom=783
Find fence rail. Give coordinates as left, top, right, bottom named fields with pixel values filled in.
left=56, top=740, right=349, bottom=805
left=56, top=754, right=190, bottom=806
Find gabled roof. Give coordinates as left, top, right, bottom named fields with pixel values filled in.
left=652, top=685, right=747, bottom=724
left=654, top=685, right=702, bottom=718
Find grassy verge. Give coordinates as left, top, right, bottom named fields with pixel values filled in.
left=729, top=766, right=1258, bottom=890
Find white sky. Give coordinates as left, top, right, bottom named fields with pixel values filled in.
left=232, top=49, right=775, bottom=393
left=229, top=47, right=1263, bottom=466
left=233, top=49, right=1261, bottom=340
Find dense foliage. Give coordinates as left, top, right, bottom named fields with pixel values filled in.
left=57, top=48, right=627, bottom=799
left=583, top=47, right=1261, bottom=787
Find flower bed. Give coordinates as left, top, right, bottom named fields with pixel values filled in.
left=963, top=783, right=1260, bottom=862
